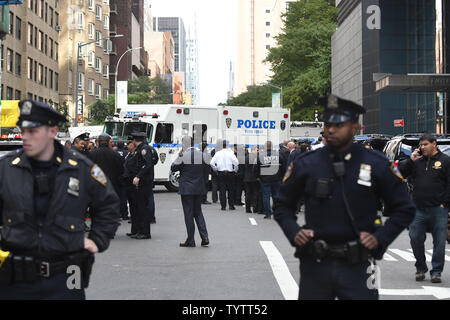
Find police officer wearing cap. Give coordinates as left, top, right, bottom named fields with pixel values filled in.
left=130, top=132, right=158, bottom=239
left=0, top=100, right=120, bottom=300
left=72, top=132, right=91, bottom=159
left=273, top=94, right=415, bottom=300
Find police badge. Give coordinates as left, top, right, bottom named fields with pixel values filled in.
left=358, top=164, right=372, bottom=187
left=67, top=177, right=80, bottom=197
left=226, top=118, right=232, bottom=129
left=160, top=153, right=167, bottom=164
left=21, top=101, right=33, bottom=115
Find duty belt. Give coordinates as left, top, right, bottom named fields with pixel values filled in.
left=295, top=240, right=370, bottom=264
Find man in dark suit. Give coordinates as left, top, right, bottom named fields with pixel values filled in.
left=89, top=133, right=124, bottom=197
left=171, top=136, right=210, bottom=247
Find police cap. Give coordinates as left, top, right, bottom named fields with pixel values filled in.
left=131, top=132, right=146, bottom=138
left=317, top=94, right=365, bottom=124
left=17, top=100, right=67, bottom=128
left=75, top=132, right=90, bottom=141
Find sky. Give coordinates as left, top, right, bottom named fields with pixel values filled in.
left=150, top=0, right=237, bottom=106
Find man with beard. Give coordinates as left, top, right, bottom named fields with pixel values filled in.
left=273, top=94, right=415, bottom=300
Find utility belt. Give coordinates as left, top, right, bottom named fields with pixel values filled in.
left=295, top=240, right=370, bottom=264
left=0, top=250, right=95, bottom=288
left=218, top=171, right=234, bottom=176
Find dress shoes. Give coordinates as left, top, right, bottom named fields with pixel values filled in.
left=229, top=206, right=236, bottom=210
left=131, top=233, right=151, bottom=239
left=126, top=233, right=137, bottom=237
left=201, top=238, right=209, bottom=247
left=202, top=201, right=212, bottom=205
left=180, top=241, right=196, bottom=247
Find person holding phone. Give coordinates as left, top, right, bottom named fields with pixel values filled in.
left=399, top=134, right=450, bottom=283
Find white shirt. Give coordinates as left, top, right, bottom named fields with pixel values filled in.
left=312, top=142, right=325, bottom=150
left=210, top=148, right=239, bottom=172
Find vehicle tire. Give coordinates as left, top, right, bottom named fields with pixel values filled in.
left=164, top=171, right=180, bottom=192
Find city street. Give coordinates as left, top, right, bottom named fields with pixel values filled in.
left=86, top=187, right=450, bottom=300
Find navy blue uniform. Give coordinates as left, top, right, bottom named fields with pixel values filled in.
left=273, top=144, right=415, bottom=299
left=134, top=142, right=158, bottom=237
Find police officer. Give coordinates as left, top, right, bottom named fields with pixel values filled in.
left=72, top=132, right=91, bottom=158
left=122, top=137, right=139, bottom=236
left=130, top=132, right=157, bottom=239
left=0, top=100, right=120, bottom=300
left=273, top=94, right=415, bottom=300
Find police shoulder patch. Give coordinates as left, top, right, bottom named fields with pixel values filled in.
left=390, top=162, right=404, bottom=180
left=91, top=164, right=107, bottom=187
left=141, top=149, right=147, bottom=156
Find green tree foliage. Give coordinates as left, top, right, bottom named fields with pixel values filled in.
left=266, top=0, right=337, bottom=120
left=227, top=0, right=337, bottom=121
left=128, top=76, right=173, bottom=104
left=226, top=85, right=273, bottom=108
left=88, top=95, right=115, bottom=125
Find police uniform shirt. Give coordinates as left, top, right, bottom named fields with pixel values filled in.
left=273, top=143, right=415, bottom=254
left=135, top=142, right=157, bottom=183
left=210, top=149, right=239, bottom=172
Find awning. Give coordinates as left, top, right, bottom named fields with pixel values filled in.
left=374, top=73, right=450, bottom=92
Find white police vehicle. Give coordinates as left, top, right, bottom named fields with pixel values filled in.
left=290, top=121, right=323, bottom=144
left=104, top=104, right=291, bottom=191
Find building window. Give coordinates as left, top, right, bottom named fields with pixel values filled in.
left=6, top=87, right=13, bottom=100
left=95, top=83, right=101, bottom=99
left=103, top=64, right=109, bottom=79
left=88, top=79, right=94, bottom=95
left=55, top=72, right=59, bottom=91
left=15, top=90, right=21, bottom=100
left=265, top=9, right=270, bottom=14
left=95, top=5, right=102, bottom=20
left=7, top=49, right=13, bottom=73
left=103, top=15, right=109, bottom=30
left=265, top=33, right=270, bottom=38
left=34, top=27, right=38, bottom=48
left=39, top=63, right=44, bottom=84
left=15, top=17, right=21, bottom=40
left=265, top=21, right=270, bottom=26
left=45, top=2, right=48, bottom=23
left=44, top=67, right=47, bottom=86
left=27, top=92, right=33, bottom=100
left=50, top=38, right=54, bottom=59
left=28, top=23, right=33, bottom=45
left=95, top=57, right=101, bottom=73
left=77, top=12, right=84, bottom=30
left=28, top=0, right=33, bottom=11
left=44, top=35, right=48, bottom=55
left=40, top=0, right=44, bottom=18
left=88, top=0, right=94, bottom=11
left=88, top=51, right=94, bottom=66
left=15, top=53, right=21, bottom=76
left=28, top=57, right=33, bottom=79
left=95, top=30, right=101, bottom=46
left=34, top=61, right=37, bottom=81
left=88, top=23, right=94, bottom=39
left=55, top=42, right=58, bottom=61
left=49, top=69, right=53, bottom=89
left=103, top=88, right=109, bottom=98
left=49, top=7, right=54, bottom=27
left=39, top=30, right=44, bottom=51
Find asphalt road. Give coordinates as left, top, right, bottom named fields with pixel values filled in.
left=85, top=187, right=450, bottom=300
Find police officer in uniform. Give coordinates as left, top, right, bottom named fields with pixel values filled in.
left=130, top=132, right=157, bottom=239
left=273, top=95, right=415, bottom=300
left=72, top=132, right=91, bottom=158
left=0, top=100, right=120, bottom=300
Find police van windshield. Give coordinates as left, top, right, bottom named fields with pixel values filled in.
left=124, top=122, right=153, bottom=142
left=104, top=122, right=124, bottom=140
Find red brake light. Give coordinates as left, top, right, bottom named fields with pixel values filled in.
left=176, top=109, right=182, bottom=114
left=284, top=114, right=289, bottom=119
left=223, top=110, right=229, bottom=115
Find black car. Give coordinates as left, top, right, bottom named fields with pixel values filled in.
left=354, top=134, right=392, bottom=152
left=383, top=134, right=450, bottom=163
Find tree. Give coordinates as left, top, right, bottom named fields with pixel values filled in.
left=226, top=85, right=273, bottom=108
left=88, top=95, right=115, bottom=125
left=264, top=0, right=337, bottom=120
left=50, top=99, right=71, bottom=132
left=127, top=76, right=173, bottom=104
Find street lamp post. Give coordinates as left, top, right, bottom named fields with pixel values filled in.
left=266, top=83, right=283, bottom=109
left=73, top=34, right=123, bottom=127
left=114, top=47, right=142, bottom=114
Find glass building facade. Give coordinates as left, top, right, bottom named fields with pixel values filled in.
left=334, top=0, right=448, bottom=135
left=153, top=17, right=186, bottom=73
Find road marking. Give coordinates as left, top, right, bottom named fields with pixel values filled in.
left=407, top=249, right=431, bottom=262
left=388, top=249, right=416, bottom=262
left=380, top=286, right=450, bottom=300
left=260, top=241, right=298, bottom=300
left=382, top=253, right=398, bottom=261
left=249, top=218, right=257, bottom=226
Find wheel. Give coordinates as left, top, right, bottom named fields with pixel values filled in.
left=164, top=171, right=179, bottom=192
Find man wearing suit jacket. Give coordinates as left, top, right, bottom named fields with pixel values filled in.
left=171, top=136, right=210, bottom=247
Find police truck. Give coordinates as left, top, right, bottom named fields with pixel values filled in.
left=103, top=104, right=291, bottom=191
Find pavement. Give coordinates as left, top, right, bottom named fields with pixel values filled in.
left=85, top=186, right=450, bottom=300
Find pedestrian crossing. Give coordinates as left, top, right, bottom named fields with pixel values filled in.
left=383, top=249, right=450, bottom=262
